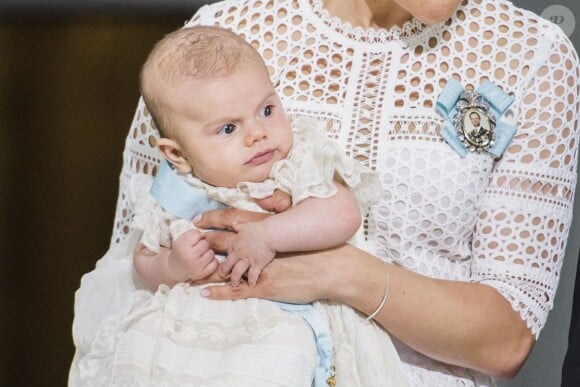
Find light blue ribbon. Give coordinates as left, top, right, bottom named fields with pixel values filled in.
left=436, top=78, right=517, bottom=158
left=150, top=163, right=335, bottom=386
left=150, top=161, right=225, bottom=219
left=272, top=302, right=334, bottom=386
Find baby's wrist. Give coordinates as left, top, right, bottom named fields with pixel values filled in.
left=259, top=218, right=280, bottom=254
left=167, top=267, right=188, bottom=285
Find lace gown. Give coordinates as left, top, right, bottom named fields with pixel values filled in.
left=71, top=0, right=580, bottom=386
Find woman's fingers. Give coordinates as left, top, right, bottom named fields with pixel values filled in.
left=200, top=250, right=218, bottom=275
left=195, top=208, right=270, bottom=230
left=204, top=230, right=237, bottom=253
left=190, top=263, right=229, bottom=285
left=202, top=282, right=256, bottom=300
left=202, top=248, right=348, bottom=303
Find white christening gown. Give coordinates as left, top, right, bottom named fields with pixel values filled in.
left=70, top=118, right=408, bottom=387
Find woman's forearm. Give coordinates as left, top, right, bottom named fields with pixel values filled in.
left=197, top=208, right=535, bottom=377
left=330, top=245, right=535, bottom=378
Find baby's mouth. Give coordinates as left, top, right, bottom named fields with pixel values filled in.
left=245, top=149, right=275, bottom=166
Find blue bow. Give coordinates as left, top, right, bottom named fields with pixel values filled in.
left=436, top=78, right=516, bottom=158
left=150, top=160, right=225, bottom=219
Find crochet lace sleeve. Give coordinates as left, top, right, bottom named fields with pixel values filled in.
left=471, top=28, right=580, bottom=337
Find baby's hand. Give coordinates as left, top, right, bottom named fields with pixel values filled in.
left=223, top=221, right=276, bottom=287
left=169, top=229, right=218, bottom=282
left=255, top=189, right=292, bottom=213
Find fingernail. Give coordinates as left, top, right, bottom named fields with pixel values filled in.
left=200, top=288, right=210, bottom=297
left=193, top=214, right=202, bottom=223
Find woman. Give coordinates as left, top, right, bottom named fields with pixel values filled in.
left=77, top=0, right=580, bottom=386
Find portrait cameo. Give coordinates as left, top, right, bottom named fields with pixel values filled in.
left=460, top=107, right=495, bottom=150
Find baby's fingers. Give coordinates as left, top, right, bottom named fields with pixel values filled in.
left=220, top=251, right=240, bottom=277
left=247, top=266, right=262, bottom=287
left=230, top=260, right=249, bottom=287
left=200, top=251, right=219, bottom=277
left=175, top=229, right=204, bottom=247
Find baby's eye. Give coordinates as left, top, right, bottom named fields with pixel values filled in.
left=260, top=105, right=273, bottom=117
left=218, top=123, right=236, bottom=135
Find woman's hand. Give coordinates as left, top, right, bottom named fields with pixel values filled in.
left=188, top=264, right=230, bottom=285
left=200, top=249, right=337, bottom=304
left=195, top=207, right=271, bottom=232
left=194, top=206, right=356, bottom=302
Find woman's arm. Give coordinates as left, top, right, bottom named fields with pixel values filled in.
left=196, top=26, right=580, bottom=378
left=337, top=247, right=535, bottom=379
left=196, top=225, right=534, bottom=379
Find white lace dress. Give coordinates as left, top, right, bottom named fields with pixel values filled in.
left=71, top=0, right=580, bottom=386
left=70, top=119, right=408, bottom=386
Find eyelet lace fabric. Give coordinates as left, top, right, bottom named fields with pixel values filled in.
left=103, top=0, right=580, bottom=385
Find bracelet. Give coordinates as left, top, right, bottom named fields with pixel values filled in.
left=366, top=262, right=390, bottom=321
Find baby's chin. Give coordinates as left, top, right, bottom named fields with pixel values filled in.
left=234, top=171, right=272, bottom=186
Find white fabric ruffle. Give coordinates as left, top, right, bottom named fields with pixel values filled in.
left=73, top=242, right=319, bottom=386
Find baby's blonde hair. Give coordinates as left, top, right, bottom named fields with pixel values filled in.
left=140, top=25, right=264, bottom=137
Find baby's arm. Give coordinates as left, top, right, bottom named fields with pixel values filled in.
left=262, top=182, right=361, bottom=251
left=134, top=229, right=218, bottom=291
left=226, top=182, right=361, bottom=286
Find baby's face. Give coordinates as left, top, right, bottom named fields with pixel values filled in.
left=166, top=60, right=293, bottom=188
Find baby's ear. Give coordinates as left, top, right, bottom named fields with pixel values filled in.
left=157, top=138, right=192, bottom=174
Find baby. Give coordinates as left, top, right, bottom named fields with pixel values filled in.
left=135, top=25, right=368, bottom=289
left=73, top=26, right=407, bottom=387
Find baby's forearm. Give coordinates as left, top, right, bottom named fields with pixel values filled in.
left=262, top=183, right=361, bottom=252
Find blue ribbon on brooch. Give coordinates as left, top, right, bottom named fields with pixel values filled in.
left=436, top=78, right=516, bottom=158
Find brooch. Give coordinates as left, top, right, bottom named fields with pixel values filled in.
left=436, top=78, right=516, bottom=158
